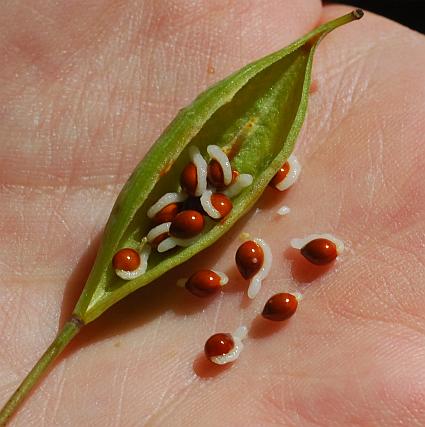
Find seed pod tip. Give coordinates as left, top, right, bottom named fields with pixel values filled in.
left=353, top=9, right=364, bottom=20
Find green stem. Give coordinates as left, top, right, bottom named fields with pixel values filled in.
left=0, top=318, right=82, bottom=426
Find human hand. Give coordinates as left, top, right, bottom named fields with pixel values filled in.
left=1, top=1, right=424, bottom=425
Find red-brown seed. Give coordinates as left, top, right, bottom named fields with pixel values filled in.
left=170, top=210, right=205, bottom=238
left=153, top=203, right=180, bottom=225
left=204, top=333, right=234, bottom=359
left=211, top=193, right=232, bottom=218
left=180, top=162, right=198, bottom=196
left=300, top=238, right=337, bottom=265
left=207, top=159, right=225, bottom=188
left=185, top=269, right=222, bottom=297
left=235, top=240, right=264, bottom=279
left=207, top=160, right=238, bottom=189
left=112, top=248, right=140, bottom=271
left=262, top=293, right=298, bottom=321
left=269, top=161, right=290, bottom=188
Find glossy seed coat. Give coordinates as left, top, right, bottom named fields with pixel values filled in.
left=301, top=238, right=337, bottom=265
left=262, top=293, right=298, bottom=321
left=235, top=240, right=264, bottom=279
left=211, top=193, right=232, bottom=218
left=170, top=210, right=205, bottom=238
left=207, top=159, right=225, bottom=188
left=204, top=333, right=234, bottom=358
left=112, top=248, right=140, bottom=271
left=180, top=163, right=198, bottom=196
left=269, top=161, right=290, bottom=188
left=185, top=270, right=222, bottom=297
left=153, top=203, right=180, bottom=225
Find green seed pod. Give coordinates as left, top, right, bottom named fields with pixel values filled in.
left=0, top=10, right=363, bottom=424
left=74, top=10, right=364, bottom=324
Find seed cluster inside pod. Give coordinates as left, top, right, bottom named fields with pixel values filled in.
left=112, top=144, right=253, bottom=279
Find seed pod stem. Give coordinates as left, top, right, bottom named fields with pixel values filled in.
left=0, top=319, right=82, bottom=426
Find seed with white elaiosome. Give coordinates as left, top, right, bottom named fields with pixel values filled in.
left=290, top=233, right=344, bottom=265
left=269, top=161, right=290, bottom=188
left=147, top=222, right=171, bottom=249
left=262, top=293, right=298, bottom=321
left=301, top=238, right=336, bottom=265
left=147, top=192, right=187, bottom=220
left=206, top=145, right=233, bottom=188
left=235, top=240, right=264, bottom=279
left=269, top=154, right=301, bottom=191
left=152, top=203, right=180, bottom=225
left=207, top=160, right=226, bottom=188
left=114, top=245, right=151, bottom=280
left=204, top=326, right=248, bottom=365
left=185, top=269, right=228, bottom=297
left=205, top=333, right=234, bottom=358
left=211, top=194, right=232, bottom=218
left=169, top=210, right=205, bottom=238
left=235, top=238, right=272, bottom=299
left=112, top=248, right=140, bottom=271
left=181, top=146, right=207, bottom=197
left=207, top=163, right=238, bottom=189
left=200, top=190, right=232, bottom=219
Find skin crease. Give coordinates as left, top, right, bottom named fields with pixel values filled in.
left=0, top=0, right=425, bottom=425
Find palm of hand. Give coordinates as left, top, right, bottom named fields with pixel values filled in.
left=1, top=1, right=424, bottom=425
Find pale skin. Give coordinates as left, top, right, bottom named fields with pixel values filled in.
left=1, top=1, right=424, bottom=425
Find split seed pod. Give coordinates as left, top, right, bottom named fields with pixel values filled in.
left=0, top=11, right=364, bottom=424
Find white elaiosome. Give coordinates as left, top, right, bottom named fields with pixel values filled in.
left=247, top=238, right=272, bottom=299
left=211, top=269, right=229, bottom=286
left=147, top=222, right=171, bottom=242
left=189, top=146, right=207, bottom=196
left=157, top=237, right=177, bottom=253
left=147, top=192, right=187, bottom=218
left=277, top=206, right=291, bottom=216
left=275, top=154, right=301, bottom=191
left=233, top=325, right=248, bottom=340
left=210, top=326, right=248, bottom=365
left=157, top=235, right=201, bottom=253
left=207, top=145, right=232, bottom=186
left=115, top=245, right=151, bottom=280
left=223, top=174, right=253, bottom=198
left=200, top=190, right=221, bottom=219
left=277, top=205, right=291, bottom=216
left=290, top=233, right=345, bottom=255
